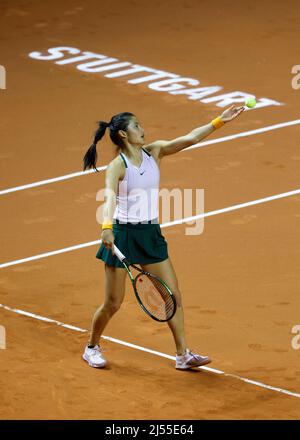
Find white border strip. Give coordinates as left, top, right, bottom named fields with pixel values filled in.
left=1, top=118, right=300, bottom=195
left=1, top=188, right=299, bottom=269
left=0, top=302, right=299, bottom=399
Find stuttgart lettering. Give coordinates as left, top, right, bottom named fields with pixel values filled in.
left=29, top=47, right=282, bottom=110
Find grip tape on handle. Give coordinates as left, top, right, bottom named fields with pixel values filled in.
left=100, top=239, right=126, bottom=262
left=112, top=244, right=126, bottom=262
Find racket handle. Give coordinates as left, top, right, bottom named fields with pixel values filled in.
left=99, top=239, right=126, bottom=262
left=112, top=244, right=126, bottom=262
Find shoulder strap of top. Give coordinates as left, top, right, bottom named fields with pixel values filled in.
left=142, top=147, right=151, bottom=157
left=119, top=152, right=128, bottom=168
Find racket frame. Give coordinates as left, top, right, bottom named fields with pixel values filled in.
left=112, top=243, right=177, bottom=322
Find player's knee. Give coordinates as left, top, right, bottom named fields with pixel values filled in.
left=106, top=299, right=122, bottom=315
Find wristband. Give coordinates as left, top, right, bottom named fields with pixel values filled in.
left=102, top=223, right=113, bottom=230
left=211, top=116, right=225, bottom=129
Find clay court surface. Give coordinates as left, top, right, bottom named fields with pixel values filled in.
left=1, top=0, right=300, bottom=419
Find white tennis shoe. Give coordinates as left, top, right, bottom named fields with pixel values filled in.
left=82, top=345, right=107, bottom=368
left=175, top=349, right=211, bottom=370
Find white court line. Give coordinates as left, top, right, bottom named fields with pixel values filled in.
left=185, top=117, right=300, bottom=151
left=0, top=302, right=299, bottom=399
left=1, top=118, right=300, bottom=196
left=0, top=166, right=107, bottom=196
left=1, top=187, right=299, bottom=269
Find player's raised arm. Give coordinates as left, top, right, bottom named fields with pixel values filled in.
left=147, top=105, right=245, bottom=158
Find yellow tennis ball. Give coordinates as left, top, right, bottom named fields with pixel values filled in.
left=245, top=97, right=257, bottom=108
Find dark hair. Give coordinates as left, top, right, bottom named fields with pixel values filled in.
left=83, top=112, right=135, bottom=172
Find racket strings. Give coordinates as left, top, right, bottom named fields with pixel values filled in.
left=135, top=273, right=175, bottom=321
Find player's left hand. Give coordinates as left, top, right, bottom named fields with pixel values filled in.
left=220, top=105, right=245, bottom=122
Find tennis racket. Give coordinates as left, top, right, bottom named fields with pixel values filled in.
left=102, top=241, right=177, bottom=322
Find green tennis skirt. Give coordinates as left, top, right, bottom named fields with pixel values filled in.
left=96, top=219, right=168, bottom=268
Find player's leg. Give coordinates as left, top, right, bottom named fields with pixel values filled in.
left=140, top=257, right=187, bottom=355
left=83, top=265, right=126, bottom=368
left=89, top=264, right=127, bottom=346
left=140, top=257, right=211, bottom=369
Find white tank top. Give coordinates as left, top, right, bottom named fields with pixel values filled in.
left=113, top=148, right=160, bottom=223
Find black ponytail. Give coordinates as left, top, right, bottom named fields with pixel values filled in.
left=83, top=112, right=135, bottom=172
left=83, top=121, right=109, bottom=172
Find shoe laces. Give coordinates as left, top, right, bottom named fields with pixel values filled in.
left=187, top=348, right=198, bottom=360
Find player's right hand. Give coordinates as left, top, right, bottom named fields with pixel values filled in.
left=101, top=229, right=115, bottom=255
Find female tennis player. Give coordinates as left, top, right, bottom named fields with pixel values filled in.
left=82, top=105, right=245, bottom=369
